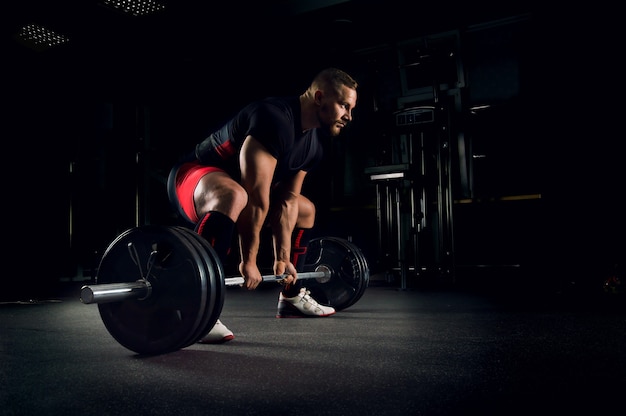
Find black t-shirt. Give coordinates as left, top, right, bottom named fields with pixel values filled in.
left=193, top=96, right=323, bottom=183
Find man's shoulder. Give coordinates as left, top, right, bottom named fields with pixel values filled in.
left=257, top=96, right=298, bottom=112
left=244, top=96, right=298, bottom=123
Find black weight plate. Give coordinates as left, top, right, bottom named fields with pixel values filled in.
left=96, top=225, right=208, bottom=355
left=166, top=226, right=218, bottom=349
left=172, top=226, right=225, bottom=347
left=302, top=237, right=368, bottom=311
left=188, top=230, right=226, bottom=343
left=324, top=237, right=370, bottom=308
left=329, top=237, right=370, bottom=307
left=182, top=229, right=225, bottom=342
left=332, top=237, right=369, bottom=306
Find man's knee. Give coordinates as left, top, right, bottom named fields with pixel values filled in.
left=226, top=184, right=249, bottom=214
left=195, top=176, right=248, bottom=221
left=297, top=195, right=316, bottom=228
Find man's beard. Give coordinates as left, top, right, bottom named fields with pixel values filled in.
left=322, top=121, right=344, bottom=137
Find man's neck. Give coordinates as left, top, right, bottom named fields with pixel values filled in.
left=299, top=93, right=318, bottom=132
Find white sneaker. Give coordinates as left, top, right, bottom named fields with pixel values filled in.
left=276, top=288, right=336, bottom=318
left=198, top=319, right=234, bottom=344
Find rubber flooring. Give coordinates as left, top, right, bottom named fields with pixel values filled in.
left=1, top=281, right=625, bottom=416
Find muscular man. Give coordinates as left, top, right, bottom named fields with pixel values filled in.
left=168, top=68, right=358, bottom=343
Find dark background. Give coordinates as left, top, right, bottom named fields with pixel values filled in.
left=4, top=1, right=623, bottom=300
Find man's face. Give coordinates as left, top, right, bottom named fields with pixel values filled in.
left=318, top=85, right=357, bottom=137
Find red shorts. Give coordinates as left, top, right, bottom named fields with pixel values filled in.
left=174, top=162, right=225, bottom=223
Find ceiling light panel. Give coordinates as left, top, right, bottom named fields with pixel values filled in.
left=16, top=23, right=70, bottom=51
left=102, top=0, right=165, bottom=17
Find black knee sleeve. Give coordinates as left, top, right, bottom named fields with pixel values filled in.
left=195, top=211, right=235, bottom=263
left=282, top=227, right=313, bottom=297
left=292, top=228, right=312, bottom=271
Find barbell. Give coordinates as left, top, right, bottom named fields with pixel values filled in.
left=80, top=225, right=369, bottom=355
left=79, top=266, right=333, bottom=304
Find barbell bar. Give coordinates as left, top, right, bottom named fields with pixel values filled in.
left=80, top=266, right=331, bottom=305
left=81, top=225, right=369, bottom=355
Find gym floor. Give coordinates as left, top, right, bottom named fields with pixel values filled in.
left=1, top=275, right=624, bottom=416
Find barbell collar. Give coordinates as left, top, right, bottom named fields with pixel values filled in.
left=80, top=266, right=331, bottom=305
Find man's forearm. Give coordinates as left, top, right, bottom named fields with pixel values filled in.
left=237, top=203, right=267, bottom=265
left=270, top=199, right=299, bottom=263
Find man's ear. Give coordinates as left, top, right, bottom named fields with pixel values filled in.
left=314, top=90, right=323, bottom=105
